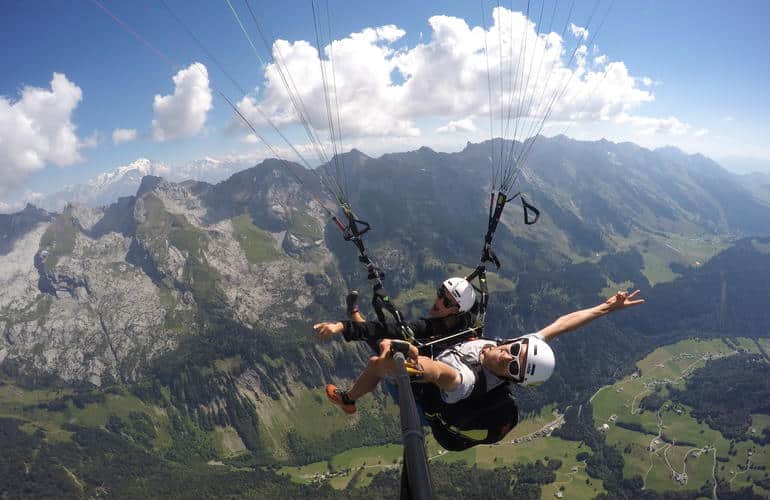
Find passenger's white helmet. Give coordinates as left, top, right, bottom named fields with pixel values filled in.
left=520, top=337, right=555, bottom=386
left=441, top=277, right=476, bottom=313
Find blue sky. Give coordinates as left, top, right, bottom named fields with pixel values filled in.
left=1, top=0, right=769, bottom=210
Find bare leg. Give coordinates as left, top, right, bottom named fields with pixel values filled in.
left=346, top=357, right=387, bottom=401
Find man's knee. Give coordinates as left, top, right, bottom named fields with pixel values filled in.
left=368, top=355, right=397, bottom=377
left=367, top=355, right=386, bottom=376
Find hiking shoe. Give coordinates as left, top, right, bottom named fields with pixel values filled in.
left=346, top=290, right=360, bottom=316
left=326, top=384, right=356, bottom=414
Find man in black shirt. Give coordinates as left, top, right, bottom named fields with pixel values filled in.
left=313, top=276, right=477, bottom=413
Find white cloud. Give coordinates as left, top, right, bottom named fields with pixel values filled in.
left=640, top=76, right=662, bottom=87
left=242, top=133, right=260, bottom=144
left=237, top=25, right=419, bottom=142
left=233, top=6, right=686, bottom=156
left=0, top=73, right=85, bottom=195
left=570, top=23, right=589, bottom=41
left=112, top=128, right=137, bottom=144
left=693, top=128, right=709, bottom=137
left=152, top=62, right=212, bottom=142
left=593, top=55, right=608, bottom=67
left=81, top=131, right=100, bottom=149
left=615, top=113, right=690, bottom=136
left=436, top=118, right=477, bottom=134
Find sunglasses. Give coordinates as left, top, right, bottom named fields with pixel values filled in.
left=436, top=287, right=458, bottom=309
left=507, top=341, right=524, bottom=379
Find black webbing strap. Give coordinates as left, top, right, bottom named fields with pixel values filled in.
left=462, top=190, right=540, bottom=337
left=372, top=284, right=416, bottom=343
left=332, top=203, right=415, bottom=343
left=521, top=195, right=540, bottom=225
left=481, top=192, right=507, bottom=269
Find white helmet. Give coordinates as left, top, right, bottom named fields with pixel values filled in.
left=520, top=336, right=555, bottom=386
left=441, top=277, right=476, bottom=313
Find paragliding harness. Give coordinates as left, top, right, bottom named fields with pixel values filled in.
left=412, top=348, right=519, bottom=452
left=332, top=191, right=539, bottom=452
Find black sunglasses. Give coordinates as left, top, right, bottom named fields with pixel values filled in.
left=507, top=342, right=523, bottom=379
left=436, top=287, right=458, bottom=309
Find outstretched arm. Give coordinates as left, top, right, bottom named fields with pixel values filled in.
left=536, top=290, right=645, bottom=343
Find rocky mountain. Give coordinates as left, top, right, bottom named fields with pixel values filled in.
left=3, top=136, right=770, bottom=384
left=2, top=136, right=770, bottom=471
left=1, top=167, right=340, bottom=385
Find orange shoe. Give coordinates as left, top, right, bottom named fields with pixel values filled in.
left=326, top=384, right=356, bottom=414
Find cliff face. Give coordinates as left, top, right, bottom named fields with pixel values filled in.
left=0, top=161, right=338, bottom=386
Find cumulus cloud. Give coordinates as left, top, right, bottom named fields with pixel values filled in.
left=570, top=23, right=589, bottom=40
left=112, top=128, right=137, bottom=144
left=436, top=118, right=477, bottom=134
left=616, top=114, right=690, bottom=136
left=152, top=62, right=212, bottom=142
left=242, top=133, right=260, bottom=144
left=81, top=131, right=100, bottom=149
left=693, top=128, right=709, bottom=137
left=236, top=6, right=686, bottom=147
left=640, top=76, right=660, bottom=86
left=237, top=25, right=419, bottom=140
left=0, top=73, right=85, bottom=194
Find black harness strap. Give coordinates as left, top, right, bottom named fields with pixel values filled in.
left=463, top=190, right=539, bottom=338
left=332, top=203, right=415, bottom=343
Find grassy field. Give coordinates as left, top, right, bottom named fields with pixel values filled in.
left=593, top=228, right=730, bottom=286
left=252, top=383, right=401, bottom=462
left=231, top=213, right=280, bottom=264
left=213, top=425, right=247, bottom=457
left=289, top=210, right=322, bottom=240
left=277, top=336, right=770, bottom=496
left=639, top=249, right=680, bottom=286
left=591, top=337, right=770, bottom=496
left=600, top=280, right=635, bottom=299
left=279, top=402, right=608, bottom=497
left=281, top=337, right=770, bottom=496
left=393, top=281, right=436, bottom=312
left=0, top=380, right=173, bottom=451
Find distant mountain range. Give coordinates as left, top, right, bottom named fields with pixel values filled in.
left=3, top=135, right=770, bottom=384
left=33, top=157, right=250, bottom=212
left=718, top=154, right=770, bottom=175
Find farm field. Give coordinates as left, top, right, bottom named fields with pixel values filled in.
left=591, top=337, right=770, bottom=497
left=282, top=337, right=770, bottom=498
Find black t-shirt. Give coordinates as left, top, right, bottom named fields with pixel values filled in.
left=342, top=318, right=458, bottom=352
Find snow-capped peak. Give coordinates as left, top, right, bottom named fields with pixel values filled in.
left=89, top=158, right=168, bottom=190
